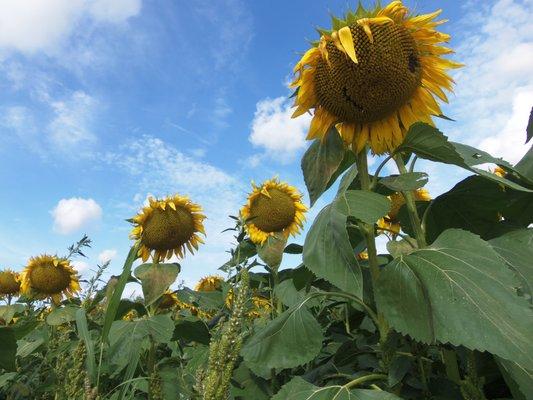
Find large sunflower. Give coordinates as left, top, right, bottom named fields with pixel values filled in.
left=20, top=255, right=80, bottom=304
left=0, top=269, right=21, bottom=298
left=130, top=194, right=206, bottom=262
left=194, top=275, right=224, bottom=292
left=241, top=178, right=307, bottom=245
left=291, top=1, right=461, bottom=154
left=378, top=188, right=431, bottom=234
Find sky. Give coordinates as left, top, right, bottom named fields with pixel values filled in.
left=0, top=0, right=532, bottom=295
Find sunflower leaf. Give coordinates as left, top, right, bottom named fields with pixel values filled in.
left=241, top=303, right=323, bottom=370
left=380, top=172, right=428, bottom=191
left=375, top=229, right=533, bottom=370
left=303, top=204, right=363, bottom=298
left=526, top=106, right=533, bottom=144
left=335, top=189, right=391, bottom=224
left=134, top=262, right=180, bottom=306
left=396, top=123, right=533, bottom=191
left=302, top=127, right=355, bottom=206
left=0, top=327, right=17, bottom=372
left=272, top=376, right=401, bottom=400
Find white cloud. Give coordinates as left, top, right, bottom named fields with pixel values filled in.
left=98, top=249, right=117, bottom=264
left=249, top=97, right=312, bottom=164
left=478, top=88, right=532, bottom=164
left=47, top=90, right=98, bottom=151
left=447, top=0, right=533, bottom=162
left=89, top=0, right=141, bottom=23
left=71, top=260, right=90, bottom=273
left=107, top=135, right=246, bottom=281
left=52, top=197, right=103, bottom=234
left=0, top=0, right=141, bottom=54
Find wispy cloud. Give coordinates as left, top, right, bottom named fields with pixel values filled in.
left=248, top=96, right=312, bottom=164
left=448, top=0, right=533, bottom=162
left=104, top=134, right=247, bottom=283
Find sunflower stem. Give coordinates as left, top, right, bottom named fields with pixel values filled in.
left=355, top=149, right=380, bottom=283
left=355, top=148, right=390, bottom=343
left=393, top=154, right=427, bottom=248
left=343, top=373, right=387, bottom=389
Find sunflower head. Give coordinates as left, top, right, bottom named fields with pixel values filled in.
left=291, top=1, right=461, bottom=154
left=158, top=290, right=179, bottom=309
left=194, top=275, right=224, bottom=292
left=130, top=194, right=206, bottom=262
left=240, top=178, right=307, bottom=245
left=0, top=269, right=21, bottom=297
left=378, top=188, right=431, bottom=234
left=20, top=255, right=80, bottom=304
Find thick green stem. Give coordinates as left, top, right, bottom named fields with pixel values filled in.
left=271, top=267, right=283, bottom=315
left=442, top=348, right=461, bottom=384
left=393, top=154, right=427, bottom=248
left=355, top=149, right=381, bottom=283
left=355, top=149, right=390, bottom=343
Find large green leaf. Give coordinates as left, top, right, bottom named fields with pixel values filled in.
left=257, top=232, right=287, bottom=268
left=46, top=305, right=79, bottom=325
left=134, top=262, right=180, bottom=306
left=497, top=357, right=533, bottom=400
left=173, top=316, right=210, bottom=345
left=335, top=190, right=391, bottom=224
left=302, top=127, right=354, bottom=206
left=515, top=145, right=533, bottom=183
left=380, top=172, right=428, bottom=191
left=303, top=204, right=362, bottom=297
left=272, top=377, right=401, bottom=400
left=0, top=304, right=25, bottom=324
left=375, top=229, right=533, bottom=370
left=396, top=123, right=532, bottom=191
left=423, top=176, right=507, bottom=242
left=102, top=245, right=139, bottom=343
left=108, top=314, right=174, bottom=374
left=490, top=229, right=533, bottom=300
left=76, top=308, right=96, bottom=384
left=0, top=327, right=17, bottom=371
left=241, top=303, right=323, bottom=370
left=230, top=364, right=270, bottom=400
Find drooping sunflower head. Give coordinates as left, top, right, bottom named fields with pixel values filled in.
left=130, top=194, right=206, bottom=262
left=158, top=290, right=180, bottom=309
left=291, top=1, right=461, bottom=154
left=378, top=188, right=431, bottom=234
left=0, top=269, right=21, bottom=297
left=240, top=178, right=308, bottom=245
left=20, top=255, right=80, bottom=304
left=194, top=275, right=224, bottom=292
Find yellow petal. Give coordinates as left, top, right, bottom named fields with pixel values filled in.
left=338, top=26, right=358, bottom=64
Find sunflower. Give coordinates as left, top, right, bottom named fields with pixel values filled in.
left=357, top=251, right=369, bottom=261
left=241, top=178, right=307, bottom=245
left=130, top=194, right=206, bottom=262
left=20, top=255, right=80, bottom=304
left=158, top=290, right=180, bottom=309
left=194, top=275, right=224, bottom=292
left=378, top=188, right=431, bottom=234
left=290, top=1, right=461, bottom=154
left=0, top=269, right=21, bottom=297
left=492, top=166, right=507, bottom=178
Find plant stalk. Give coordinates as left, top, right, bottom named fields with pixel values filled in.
left=393, top=154, right=427, bottom=248
left=344, top=374, right=387, bottom=389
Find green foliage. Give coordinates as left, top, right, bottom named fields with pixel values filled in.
left=242, top=302, right=324, bottom=371
left=303, top=204, right=363, bottom=297
left=375, top=229, right=533, bottom=369
left=134, top=262, right=180, bottom=305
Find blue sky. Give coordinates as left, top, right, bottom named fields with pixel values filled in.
left=1, top=0, right=532, bottom=294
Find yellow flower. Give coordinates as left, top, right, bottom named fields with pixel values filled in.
left=20, top=255, right=81, bottom=305
left=0, top=269, right=21, bottom=297
left=378, top=188, right=431, bottom=234
left=492, top=166, right=506, bottom=178
left=240, top=178, right=307, bottom=245
left=357, top=251, right=369, bottom=261
left=123, top=309, right=139, bottom=321
left=290, top=1, right=461, bottom=154
left=194, top=275, right=224, bottom=292
left=130, top=194, right=206, bottom=262
left=158, top=290, right=180, bottom=309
